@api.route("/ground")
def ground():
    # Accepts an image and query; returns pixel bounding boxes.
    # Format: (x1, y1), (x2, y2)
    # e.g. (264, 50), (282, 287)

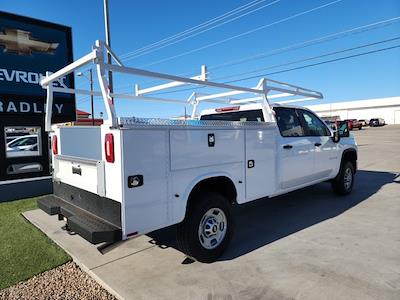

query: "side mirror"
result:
(332, 130), (340, 143)
(336, 121), (350, 137)
(331, 120), (349, 143)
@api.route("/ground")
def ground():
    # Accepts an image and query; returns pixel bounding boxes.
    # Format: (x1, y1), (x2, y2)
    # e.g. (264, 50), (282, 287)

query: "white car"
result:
(6, 134), (39, 157)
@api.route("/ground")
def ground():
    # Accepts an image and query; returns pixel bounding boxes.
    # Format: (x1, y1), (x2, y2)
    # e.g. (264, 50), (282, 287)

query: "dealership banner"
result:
(0, 97), (75, 116)
(0, 11), (76, 122)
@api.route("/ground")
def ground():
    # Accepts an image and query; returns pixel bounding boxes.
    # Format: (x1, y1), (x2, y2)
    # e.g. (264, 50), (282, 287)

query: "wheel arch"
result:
(187, 175), (238, 206)
(179, 175), (238, 223)
(341, 148), (357, 173)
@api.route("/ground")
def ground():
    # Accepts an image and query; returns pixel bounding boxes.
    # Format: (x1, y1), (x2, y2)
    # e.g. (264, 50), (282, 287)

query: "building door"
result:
(0, 115), (49, 181)
(394, 111), (400, 124)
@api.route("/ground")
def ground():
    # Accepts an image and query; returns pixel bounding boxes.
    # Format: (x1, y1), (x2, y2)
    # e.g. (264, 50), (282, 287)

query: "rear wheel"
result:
(332, 161), (355, 195)
(177, 192), (233, 263)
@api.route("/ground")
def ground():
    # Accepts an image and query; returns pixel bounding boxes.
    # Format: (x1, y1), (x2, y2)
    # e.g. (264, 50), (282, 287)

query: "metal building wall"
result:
(306, 97), (400, 124)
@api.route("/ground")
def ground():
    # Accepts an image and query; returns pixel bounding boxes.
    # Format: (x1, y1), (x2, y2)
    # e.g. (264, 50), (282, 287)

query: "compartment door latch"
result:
(128, 175), (144, 188)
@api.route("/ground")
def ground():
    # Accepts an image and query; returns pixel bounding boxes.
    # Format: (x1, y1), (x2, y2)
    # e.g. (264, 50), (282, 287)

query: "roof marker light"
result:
(215, 106), (240, 112)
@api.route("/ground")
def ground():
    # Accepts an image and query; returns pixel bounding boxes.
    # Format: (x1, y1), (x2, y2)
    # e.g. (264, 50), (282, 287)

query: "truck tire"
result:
(177, 192), (233, 263)
(332, 161), (355, 195)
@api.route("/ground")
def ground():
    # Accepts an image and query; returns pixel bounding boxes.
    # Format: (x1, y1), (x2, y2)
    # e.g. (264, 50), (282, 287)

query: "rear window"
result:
(200, 109), (264, 122)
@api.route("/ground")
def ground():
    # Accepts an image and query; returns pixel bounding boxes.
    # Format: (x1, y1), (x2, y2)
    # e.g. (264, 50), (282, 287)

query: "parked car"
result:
(5, 133), (29, 144)
(369, 118), (385, 127)
(6, 134), (39, 157)
(344, 119), (362, 130)
(358, 119), (369, 126)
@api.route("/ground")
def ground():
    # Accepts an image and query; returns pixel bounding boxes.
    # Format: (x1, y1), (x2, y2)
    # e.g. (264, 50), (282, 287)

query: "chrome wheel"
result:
(343, 167), (353, 191)
(198, 208), (227, 250)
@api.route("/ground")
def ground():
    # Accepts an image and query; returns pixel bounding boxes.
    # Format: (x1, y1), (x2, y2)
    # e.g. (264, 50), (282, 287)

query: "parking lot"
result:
(25, 125), (400, 300)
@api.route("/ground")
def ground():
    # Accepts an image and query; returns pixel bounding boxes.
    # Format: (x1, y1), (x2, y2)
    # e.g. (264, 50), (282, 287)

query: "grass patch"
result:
(0, 198), (70, 290)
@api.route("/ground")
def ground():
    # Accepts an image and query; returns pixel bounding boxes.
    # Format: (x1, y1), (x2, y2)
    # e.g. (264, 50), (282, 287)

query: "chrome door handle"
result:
(283, 144), (293, 149)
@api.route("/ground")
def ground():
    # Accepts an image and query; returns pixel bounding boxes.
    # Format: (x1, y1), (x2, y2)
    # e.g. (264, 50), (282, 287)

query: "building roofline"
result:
(306, 96), (400, 111)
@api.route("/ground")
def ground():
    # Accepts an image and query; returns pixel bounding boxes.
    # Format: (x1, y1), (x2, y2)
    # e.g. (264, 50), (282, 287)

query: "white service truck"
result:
(38, 41), (357, 262)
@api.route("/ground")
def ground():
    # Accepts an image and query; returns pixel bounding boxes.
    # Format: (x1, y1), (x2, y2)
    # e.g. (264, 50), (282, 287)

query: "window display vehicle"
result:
(37, 41), (357, 262)
(6, 134), (39, 157)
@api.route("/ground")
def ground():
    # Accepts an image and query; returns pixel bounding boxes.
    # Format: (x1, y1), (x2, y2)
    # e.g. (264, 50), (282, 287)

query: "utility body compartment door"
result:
(244, 128), (277, 201)
(121, 129), (169, 237)
(170, 129), (244, 170)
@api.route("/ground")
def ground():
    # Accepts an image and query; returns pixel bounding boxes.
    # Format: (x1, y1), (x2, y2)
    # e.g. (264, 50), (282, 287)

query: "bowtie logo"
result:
(0, 28), (59, 55)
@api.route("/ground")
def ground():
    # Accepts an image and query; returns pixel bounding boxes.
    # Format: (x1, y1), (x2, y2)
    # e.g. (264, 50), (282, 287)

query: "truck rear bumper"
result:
(38, 182), (122, 244)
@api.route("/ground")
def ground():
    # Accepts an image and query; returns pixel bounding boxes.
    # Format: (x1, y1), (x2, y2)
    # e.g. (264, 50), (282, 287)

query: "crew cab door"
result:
(296, 109), (338, 179)
(274, 107), (314, 189)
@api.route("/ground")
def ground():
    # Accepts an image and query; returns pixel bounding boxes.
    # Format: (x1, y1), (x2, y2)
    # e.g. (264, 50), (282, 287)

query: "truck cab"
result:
(200, 103), (357, 195)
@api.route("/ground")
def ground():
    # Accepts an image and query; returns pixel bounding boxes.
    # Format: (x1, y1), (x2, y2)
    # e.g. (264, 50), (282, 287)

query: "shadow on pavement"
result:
(147, 170), (396, 261)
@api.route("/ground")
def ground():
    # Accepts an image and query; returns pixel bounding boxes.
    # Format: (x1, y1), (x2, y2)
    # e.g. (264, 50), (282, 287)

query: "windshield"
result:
(200, 109), (264, 122)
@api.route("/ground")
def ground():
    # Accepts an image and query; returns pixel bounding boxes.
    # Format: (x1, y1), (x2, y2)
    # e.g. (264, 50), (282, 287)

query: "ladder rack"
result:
(40, 40), (323, 131)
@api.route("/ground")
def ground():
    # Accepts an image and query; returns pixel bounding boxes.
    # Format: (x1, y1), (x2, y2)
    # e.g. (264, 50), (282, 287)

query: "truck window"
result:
(273, 107), (304, 137)
(200, 109), (264, 122)
(297, 109), (330, 136)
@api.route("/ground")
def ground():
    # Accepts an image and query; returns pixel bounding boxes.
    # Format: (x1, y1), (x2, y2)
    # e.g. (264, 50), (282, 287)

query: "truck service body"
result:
(38, 41), (357, 262)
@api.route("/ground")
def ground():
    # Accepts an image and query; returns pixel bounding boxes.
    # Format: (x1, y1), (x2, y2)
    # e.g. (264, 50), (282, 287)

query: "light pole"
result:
(77, 69), (94, 126)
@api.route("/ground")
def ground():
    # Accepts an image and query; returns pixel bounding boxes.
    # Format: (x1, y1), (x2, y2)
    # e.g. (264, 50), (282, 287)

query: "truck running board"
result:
(38, 195), (122, 244)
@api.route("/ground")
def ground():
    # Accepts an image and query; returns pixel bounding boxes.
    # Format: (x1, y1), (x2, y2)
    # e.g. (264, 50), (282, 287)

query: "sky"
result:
(1, 0), (400, 118)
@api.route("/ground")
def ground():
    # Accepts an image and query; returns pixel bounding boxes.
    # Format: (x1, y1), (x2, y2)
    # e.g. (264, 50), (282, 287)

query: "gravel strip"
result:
(0, 262), (116, 300)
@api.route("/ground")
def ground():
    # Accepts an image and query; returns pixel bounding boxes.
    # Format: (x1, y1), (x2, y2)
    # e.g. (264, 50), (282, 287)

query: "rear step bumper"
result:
(38, 183), (122, 244)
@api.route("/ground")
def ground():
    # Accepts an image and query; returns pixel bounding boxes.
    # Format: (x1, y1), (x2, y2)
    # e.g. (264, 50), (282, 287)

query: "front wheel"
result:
(332, 161), (355, 195)
(177, 192), (233, 263)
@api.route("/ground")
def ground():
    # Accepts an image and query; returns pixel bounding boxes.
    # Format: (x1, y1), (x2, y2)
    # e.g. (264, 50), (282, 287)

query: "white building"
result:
(306, 96), (400, 124)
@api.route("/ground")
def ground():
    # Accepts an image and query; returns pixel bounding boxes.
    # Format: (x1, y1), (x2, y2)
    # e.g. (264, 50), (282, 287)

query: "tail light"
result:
(52, 135), (58, 155)
(105, 133), (115, 163)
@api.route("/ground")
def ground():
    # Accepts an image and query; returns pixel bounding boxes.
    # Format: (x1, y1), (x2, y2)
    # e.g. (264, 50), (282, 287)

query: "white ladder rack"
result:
(40, 40), (323, 131)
